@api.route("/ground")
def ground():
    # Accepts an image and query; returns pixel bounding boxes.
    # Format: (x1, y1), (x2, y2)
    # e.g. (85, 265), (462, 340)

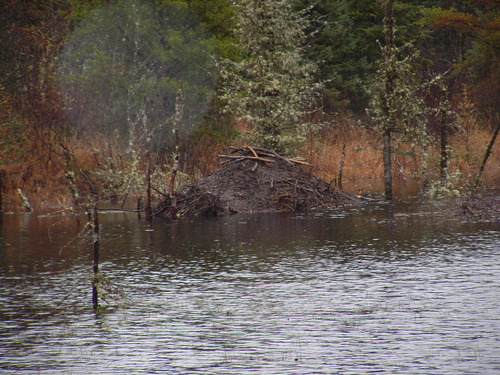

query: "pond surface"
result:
(1, 203), (499, 374)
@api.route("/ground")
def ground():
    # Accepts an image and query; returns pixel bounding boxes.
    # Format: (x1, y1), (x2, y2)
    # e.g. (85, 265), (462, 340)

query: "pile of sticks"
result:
(218, 146), (311, 168)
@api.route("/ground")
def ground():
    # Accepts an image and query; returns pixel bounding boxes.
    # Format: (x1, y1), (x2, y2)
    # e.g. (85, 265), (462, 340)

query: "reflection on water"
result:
(1, 204), (499, 374)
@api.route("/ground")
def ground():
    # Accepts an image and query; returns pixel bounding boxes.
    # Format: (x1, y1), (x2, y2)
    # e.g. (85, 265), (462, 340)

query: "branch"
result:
(218, 154), (275, 163)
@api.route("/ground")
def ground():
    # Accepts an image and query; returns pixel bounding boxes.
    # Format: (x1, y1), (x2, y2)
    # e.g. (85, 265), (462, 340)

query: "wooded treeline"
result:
(0, 0), (498, 209)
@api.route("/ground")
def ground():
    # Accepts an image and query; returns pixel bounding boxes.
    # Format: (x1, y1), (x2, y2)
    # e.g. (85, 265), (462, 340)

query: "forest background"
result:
(0, 0), (498, 212)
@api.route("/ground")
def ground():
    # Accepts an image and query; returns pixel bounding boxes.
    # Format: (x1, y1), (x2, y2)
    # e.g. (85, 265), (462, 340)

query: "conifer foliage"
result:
(220, 0), (320, 153)
(367, 0), (432, 200)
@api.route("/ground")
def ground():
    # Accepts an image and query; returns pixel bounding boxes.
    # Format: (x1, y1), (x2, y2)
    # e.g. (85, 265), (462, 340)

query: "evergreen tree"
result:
(220, 0), (320, 153)
(295, 0), (380, 112)
(367, 0), (432, 200)
(294, 0), (431, 113)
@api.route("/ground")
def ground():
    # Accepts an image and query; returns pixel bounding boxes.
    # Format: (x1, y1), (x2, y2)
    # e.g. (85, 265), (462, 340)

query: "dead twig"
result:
(248, 146), (259, 158)
(227, 146), (311, 166)
(218, 154), (275, 163)
(286, 158), (312, 166)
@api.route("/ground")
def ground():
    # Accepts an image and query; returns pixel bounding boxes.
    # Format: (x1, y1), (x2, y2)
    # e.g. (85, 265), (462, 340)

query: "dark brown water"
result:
(1, 203), (499, 374)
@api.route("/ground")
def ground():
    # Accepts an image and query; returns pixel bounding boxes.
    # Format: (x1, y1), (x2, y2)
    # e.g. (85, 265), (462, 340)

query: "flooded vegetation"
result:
(1, 203), (499, 374)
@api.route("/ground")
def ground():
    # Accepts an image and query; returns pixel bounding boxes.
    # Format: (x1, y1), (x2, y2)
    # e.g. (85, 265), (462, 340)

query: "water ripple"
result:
(1, 209), (499, 374)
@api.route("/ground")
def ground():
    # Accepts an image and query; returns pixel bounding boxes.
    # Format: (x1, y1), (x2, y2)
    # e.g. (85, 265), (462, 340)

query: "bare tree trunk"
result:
(383, 128), (393, 201)
(169, 88), (184, 216)
(382, 0), (395, 201)
(0, 166), (3, 214)
(337, 143), (346, 189)
(142, 102), (152, 222)
(92, 203), (100, 310)
(439, 111), (449, 185)
(170, 144), (179, 197)
(145, 149), (152, 221)
(475, 119), (499, 188)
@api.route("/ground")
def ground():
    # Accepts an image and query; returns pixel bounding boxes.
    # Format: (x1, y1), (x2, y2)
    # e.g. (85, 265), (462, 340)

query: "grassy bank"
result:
(303, 117), (499, 199)
(1, 114), (498, 212)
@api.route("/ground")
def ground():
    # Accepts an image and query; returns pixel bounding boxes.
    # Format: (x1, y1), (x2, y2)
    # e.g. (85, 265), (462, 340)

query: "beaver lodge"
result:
(155, 146), (359, 218)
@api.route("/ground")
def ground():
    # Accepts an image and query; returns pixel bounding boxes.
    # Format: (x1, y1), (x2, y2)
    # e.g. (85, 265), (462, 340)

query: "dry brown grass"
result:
(301, 115), (499, 198)
(183, 132), (227, 179)
(2, 127), (69, 210)
(1, 112), (498, 211)
(302, 116), (398, 196)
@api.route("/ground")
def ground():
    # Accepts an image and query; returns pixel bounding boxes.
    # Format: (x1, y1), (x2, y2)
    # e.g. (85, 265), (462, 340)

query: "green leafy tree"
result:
(220, 0), (320, 153)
